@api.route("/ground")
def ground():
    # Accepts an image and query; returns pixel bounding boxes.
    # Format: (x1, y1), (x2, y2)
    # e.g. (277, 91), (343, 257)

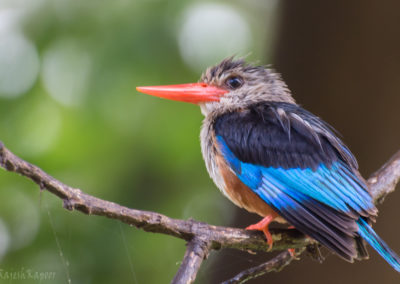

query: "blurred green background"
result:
(0, 0), (400, 283)
(0, 0), (272, 283)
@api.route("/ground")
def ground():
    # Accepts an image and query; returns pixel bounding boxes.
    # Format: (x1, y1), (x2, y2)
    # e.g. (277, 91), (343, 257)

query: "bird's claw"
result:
(246, 215), (275, 251)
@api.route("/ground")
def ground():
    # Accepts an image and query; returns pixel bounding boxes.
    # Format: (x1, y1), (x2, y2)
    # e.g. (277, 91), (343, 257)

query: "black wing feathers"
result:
(214, 102), (350, 170)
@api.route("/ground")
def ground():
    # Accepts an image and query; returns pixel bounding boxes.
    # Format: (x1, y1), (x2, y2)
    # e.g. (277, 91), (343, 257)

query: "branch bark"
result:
(222, 248), (305, 284)
(0, 141), (399, 283)
(172, 238), (211, 284)
(0, 141), (309, 253)
(367, 150), (400, 204)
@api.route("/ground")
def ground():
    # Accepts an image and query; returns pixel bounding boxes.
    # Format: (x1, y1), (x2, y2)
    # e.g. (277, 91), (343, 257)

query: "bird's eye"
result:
(226, 76), (243, 89)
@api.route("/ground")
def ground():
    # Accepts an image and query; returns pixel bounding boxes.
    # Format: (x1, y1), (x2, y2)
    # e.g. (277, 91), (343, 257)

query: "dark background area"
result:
(212, 1), (400, 283)
(0, 0), (399, 283)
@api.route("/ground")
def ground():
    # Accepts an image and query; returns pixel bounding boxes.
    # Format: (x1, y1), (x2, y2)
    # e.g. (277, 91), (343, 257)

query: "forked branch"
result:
(0, 142), (399, 283)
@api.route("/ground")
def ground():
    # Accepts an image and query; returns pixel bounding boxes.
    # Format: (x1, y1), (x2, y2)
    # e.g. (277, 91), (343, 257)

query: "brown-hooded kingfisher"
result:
(137, 58), (400, 271)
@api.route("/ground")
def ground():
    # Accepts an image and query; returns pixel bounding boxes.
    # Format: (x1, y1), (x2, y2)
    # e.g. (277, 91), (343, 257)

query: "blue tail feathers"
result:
(357, 218), (400, 272)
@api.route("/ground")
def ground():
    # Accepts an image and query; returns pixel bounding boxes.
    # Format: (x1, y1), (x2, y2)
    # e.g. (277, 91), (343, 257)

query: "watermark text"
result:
(0, 267), (56, 281)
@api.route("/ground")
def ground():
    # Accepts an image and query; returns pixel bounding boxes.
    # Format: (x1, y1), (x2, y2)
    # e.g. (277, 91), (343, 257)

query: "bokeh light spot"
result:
(0, 219), (10, 261)
(42, 38), (92, 107)
(7, 190), (40, 251)
(178, 3), (252, 72)
(0, 32), (40, 98)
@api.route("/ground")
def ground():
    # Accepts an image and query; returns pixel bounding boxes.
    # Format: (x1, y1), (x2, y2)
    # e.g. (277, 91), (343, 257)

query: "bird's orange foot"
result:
(288, 248), (296, 257)
(246, 215), (275, 250)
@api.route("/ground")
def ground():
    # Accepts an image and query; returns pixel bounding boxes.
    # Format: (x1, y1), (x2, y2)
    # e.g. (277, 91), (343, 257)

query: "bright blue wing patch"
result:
(216, 135), (378, 260)
(216, 135), (375, 215)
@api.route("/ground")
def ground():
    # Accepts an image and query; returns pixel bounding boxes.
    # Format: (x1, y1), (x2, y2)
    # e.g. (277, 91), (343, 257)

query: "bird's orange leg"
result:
(286, 226), (298, 256)
(246, 214), (276, 250)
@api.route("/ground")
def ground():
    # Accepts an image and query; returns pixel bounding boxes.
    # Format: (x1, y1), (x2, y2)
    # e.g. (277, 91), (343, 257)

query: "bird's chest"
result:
(200, 119), (226, 193)
(200, 120), (279, 218)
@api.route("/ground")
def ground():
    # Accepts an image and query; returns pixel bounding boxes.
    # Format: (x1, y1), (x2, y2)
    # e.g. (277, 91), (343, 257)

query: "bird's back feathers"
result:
(214, 102), (358, 170)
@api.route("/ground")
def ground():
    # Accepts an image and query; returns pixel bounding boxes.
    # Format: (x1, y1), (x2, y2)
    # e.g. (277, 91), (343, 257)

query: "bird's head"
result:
(137, 57), (295, 116)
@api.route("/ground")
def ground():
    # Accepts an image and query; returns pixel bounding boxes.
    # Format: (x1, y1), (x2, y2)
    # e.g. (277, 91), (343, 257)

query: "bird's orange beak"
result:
(136, 83), (228, 104)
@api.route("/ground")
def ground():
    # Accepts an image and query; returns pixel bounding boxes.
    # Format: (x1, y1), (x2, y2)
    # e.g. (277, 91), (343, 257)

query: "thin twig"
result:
(222, 248), (305, 284)
(172, 238), (211, 284)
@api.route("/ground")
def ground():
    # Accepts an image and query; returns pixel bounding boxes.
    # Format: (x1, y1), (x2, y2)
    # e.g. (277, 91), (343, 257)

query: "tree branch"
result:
(368, 150), (400, 203)
(222, 248), (305, 284)
(0, 141), (399, 283)
(172, 238), (211, 284)
(0, 141), (309, 253)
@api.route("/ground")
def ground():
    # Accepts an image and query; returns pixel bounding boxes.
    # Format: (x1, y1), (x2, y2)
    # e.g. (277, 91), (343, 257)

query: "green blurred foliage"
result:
(0, 0), (274, 282)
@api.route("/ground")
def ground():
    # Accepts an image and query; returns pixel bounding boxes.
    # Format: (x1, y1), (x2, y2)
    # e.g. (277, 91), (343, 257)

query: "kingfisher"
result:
(137, 57), (400, 271)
